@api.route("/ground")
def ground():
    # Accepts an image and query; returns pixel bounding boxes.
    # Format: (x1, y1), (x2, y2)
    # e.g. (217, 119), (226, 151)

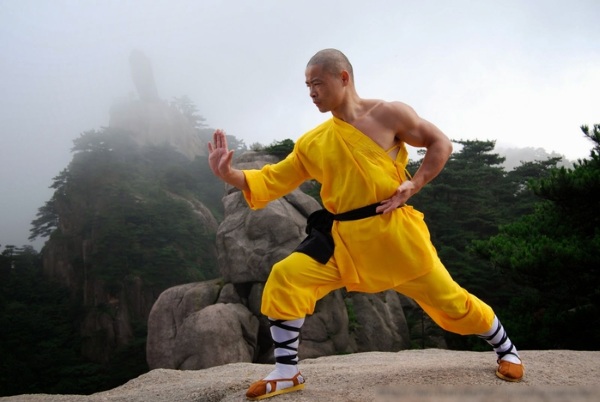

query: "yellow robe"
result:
(242, 117), (440, 293)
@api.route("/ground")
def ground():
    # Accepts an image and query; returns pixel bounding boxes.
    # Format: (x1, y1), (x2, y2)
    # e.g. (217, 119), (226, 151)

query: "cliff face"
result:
(38, 50), (221, 363)
(41, 156), (219, 362)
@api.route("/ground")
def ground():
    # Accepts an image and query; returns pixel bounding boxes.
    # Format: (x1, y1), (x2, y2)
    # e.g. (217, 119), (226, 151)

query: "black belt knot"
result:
(294, 202), (384, 264)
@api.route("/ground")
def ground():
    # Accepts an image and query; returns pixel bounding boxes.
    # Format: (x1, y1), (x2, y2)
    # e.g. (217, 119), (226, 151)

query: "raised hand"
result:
(207, 129), (249, 190)
(208, 129), (235, 180)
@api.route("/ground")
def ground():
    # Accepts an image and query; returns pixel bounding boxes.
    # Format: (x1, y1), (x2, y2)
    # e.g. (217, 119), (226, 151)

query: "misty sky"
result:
(1, 0), (599, 250)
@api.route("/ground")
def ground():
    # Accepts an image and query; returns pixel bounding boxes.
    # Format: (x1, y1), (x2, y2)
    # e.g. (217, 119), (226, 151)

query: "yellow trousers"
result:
(261, 252), (495, 335)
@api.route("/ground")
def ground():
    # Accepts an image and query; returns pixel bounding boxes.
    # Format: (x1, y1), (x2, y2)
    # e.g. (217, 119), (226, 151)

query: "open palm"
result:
(208, 129), (235, 179)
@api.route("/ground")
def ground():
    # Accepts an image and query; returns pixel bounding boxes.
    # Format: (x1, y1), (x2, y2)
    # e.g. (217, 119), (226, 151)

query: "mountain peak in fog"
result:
(108, 51), (207, 160)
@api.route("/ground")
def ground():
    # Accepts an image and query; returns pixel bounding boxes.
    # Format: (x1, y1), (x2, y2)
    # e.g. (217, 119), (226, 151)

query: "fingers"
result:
(378, 202), (401, 214)
(376, 193), (405, 214)
(379, 204), (397, 214)
(376, 198), (395, 214)
(225, 150), (235, 174)
(212, 129), (228, 150)
(221, 130), (228, 149)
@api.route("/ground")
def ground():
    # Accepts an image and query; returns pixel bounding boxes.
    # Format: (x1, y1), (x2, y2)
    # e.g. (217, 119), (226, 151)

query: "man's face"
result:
(305, 64), (344, 113)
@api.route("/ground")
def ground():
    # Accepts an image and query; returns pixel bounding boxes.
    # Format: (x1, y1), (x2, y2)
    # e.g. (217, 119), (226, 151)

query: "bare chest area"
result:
(351, 118), (400, 160)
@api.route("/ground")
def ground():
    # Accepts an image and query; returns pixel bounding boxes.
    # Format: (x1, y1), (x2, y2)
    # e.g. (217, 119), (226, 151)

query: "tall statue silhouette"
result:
(129, 49), (160, 102)
(109, 50), (206, 160)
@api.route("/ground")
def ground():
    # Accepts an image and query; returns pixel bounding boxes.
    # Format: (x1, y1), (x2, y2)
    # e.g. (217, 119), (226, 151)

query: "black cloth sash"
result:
(294, 202), (383, 264)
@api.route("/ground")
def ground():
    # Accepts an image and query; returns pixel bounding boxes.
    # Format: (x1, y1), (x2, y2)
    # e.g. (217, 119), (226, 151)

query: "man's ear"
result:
(340, 70), (350, 85)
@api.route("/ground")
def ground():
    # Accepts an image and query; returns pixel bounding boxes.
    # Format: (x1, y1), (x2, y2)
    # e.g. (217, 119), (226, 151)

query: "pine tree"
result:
(473, 124), (600, 349)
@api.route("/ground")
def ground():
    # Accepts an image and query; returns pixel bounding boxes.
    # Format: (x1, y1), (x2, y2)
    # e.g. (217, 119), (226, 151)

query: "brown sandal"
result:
(496, 355), (525, 382)
(246, 372), (305, 400)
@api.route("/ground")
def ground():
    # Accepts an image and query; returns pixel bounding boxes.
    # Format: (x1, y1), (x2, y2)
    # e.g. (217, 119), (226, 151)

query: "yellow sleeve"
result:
(241, 151), (310, 210)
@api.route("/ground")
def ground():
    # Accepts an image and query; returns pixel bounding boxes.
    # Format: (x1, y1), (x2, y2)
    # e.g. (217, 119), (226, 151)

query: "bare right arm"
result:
(207, 129), (249, 191)
(376, 102), (452, 214)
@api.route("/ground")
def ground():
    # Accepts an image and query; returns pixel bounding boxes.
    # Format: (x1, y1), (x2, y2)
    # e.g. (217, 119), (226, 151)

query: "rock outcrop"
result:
(146, 154), (416, 370)
(147, 280), (260, 370)
(109, 99), (206, 160)
(42, 187), (219, 363)
(217, 188), (320, 283)
(109, 50), (206, 160)
(4, 350), (600, 402)
(40, 50), (222, 363)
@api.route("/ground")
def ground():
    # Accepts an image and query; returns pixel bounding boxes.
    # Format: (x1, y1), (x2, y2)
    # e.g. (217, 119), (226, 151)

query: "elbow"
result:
(445, 139), (453, 157)
(433, 135), (452, 158)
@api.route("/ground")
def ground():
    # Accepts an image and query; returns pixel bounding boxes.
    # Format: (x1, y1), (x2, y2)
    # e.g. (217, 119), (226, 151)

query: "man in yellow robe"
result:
(208, 48), (524, 400)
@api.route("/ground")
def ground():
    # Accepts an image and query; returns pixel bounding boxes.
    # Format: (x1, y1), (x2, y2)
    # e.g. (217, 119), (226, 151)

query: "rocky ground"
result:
(2, 349), (599, 402)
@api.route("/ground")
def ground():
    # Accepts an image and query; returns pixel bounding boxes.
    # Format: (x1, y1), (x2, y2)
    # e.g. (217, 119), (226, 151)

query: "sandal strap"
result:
(246, 372), (305, 400)
(497, 346), (521, 363)
(258, 373), (305, 393)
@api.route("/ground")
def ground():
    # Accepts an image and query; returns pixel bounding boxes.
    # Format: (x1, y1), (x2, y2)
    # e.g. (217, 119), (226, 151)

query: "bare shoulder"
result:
(372, 100), (449, 149)
(370, 100), (420, 132)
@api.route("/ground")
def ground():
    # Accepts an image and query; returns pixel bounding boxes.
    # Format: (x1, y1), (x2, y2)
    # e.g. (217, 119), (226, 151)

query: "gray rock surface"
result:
(300, 290), (352, 359)
(216, 189), (320, 284)
(3, 350), (598, 402)
(146, 280), (222, 369)
(173, 303), (259, 370)
(348, 290), (411, 352)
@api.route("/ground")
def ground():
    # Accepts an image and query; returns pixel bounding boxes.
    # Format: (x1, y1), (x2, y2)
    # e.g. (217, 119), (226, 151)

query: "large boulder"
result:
(166, 191), (219, 233)
(147, 152), (419, 371)
(216, 154), (322, 284)
(147, 280), (222, 368)
(400, 295), (448, 349)
(147, 279), (413, 370)
(347, 291), (411, 352)
(147, 280), (259, 370)
(300, 290), (353, 359)
(174, 303), (259, 370)
(217, 189), (321, 284)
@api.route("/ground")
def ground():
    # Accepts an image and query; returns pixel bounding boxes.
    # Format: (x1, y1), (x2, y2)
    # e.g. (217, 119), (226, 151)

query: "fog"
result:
(1, 0), (599, 250)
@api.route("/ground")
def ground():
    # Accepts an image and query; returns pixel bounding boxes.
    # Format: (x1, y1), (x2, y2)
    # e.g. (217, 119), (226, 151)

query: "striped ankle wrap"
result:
(269, 319), (301, 365)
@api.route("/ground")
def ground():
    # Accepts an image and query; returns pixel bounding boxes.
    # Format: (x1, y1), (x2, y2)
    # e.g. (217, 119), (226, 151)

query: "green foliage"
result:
(344, 297), (360, 333)
(0, 246), (88, 396)
(0, 245), (151, 396)
(169, 96), (207, 129)
(408, 139), (562, 349)
(473, 124), (600, 349)
(90, 189), (216, 288)
(98, 321), (149, 391)
(408, 140), (556, 300)
(29, 199), (59, 241)
(263, 138), (295, 159)
(32, 127), (221, 287)
(21, 122), (225, 395)
(504, 157), (563, 217)
(530, 124), (600, 235)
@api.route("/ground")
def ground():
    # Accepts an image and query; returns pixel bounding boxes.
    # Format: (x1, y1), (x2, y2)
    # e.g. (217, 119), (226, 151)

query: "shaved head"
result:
(307, 48), (354, 81)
